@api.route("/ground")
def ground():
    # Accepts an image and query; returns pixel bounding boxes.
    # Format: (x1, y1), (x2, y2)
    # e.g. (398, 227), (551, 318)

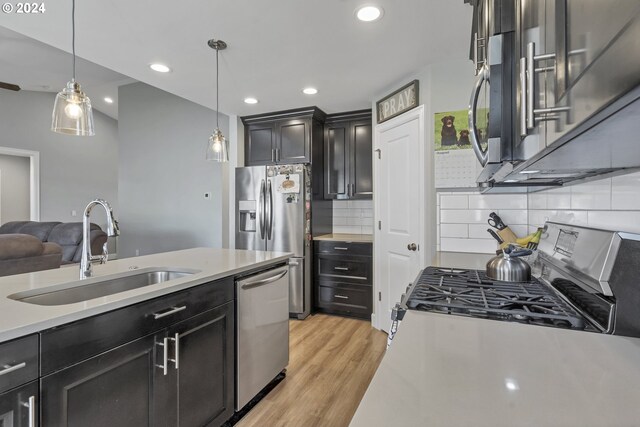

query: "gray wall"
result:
(0, 90), (119, 226)
(0, 154), (30, 222)
(117, 82), (226, 257)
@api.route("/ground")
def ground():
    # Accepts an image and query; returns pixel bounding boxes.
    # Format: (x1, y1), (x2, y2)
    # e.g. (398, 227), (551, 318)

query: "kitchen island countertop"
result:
(0, 248), (291, 342)
(351, 263), (640, 426)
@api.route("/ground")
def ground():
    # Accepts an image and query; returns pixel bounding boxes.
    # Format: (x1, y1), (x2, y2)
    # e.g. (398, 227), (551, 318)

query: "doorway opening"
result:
(0, 147), (40, 222)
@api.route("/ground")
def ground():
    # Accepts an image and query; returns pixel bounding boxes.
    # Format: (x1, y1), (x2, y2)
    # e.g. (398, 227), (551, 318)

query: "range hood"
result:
(481, 84), (640, 193)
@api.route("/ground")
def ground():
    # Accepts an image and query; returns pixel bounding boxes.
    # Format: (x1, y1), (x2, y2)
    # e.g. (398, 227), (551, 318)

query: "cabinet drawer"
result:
(317, 285), (372, 317)
(0, 334), (38, 394)
(316, 255), (371, 282)
(316, 241), (372, 256)
(40, 278), (233, 375)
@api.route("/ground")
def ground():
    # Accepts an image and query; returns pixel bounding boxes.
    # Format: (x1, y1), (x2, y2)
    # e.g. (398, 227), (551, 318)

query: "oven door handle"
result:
(468, 66), (489, 166)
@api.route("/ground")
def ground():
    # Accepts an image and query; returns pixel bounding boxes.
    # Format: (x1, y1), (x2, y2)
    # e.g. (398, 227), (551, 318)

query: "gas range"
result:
(404, 267), (597, 332)
(394, 222), (640, 339)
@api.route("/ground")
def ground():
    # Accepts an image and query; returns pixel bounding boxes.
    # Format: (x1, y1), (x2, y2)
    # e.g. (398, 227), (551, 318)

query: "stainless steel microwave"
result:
(466, 0), (640, 193)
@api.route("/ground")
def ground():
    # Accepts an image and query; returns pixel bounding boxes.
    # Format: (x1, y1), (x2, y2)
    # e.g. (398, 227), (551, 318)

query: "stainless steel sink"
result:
(8, 268), (199, 306)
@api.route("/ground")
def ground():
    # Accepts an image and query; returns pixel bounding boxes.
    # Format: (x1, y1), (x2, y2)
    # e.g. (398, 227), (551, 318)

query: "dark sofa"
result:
(0, 221), (108, 265)
(0, 234), (63, 277)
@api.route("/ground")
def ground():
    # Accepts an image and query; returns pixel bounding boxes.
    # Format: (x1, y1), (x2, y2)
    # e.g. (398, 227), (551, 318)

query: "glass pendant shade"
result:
(206, 128), (229, 162)
(52, 80), (95, 136)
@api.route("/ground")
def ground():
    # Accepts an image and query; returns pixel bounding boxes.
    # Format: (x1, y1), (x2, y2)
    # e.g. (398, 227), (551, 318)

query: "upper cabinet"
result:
(324, 110), (372, 200)
(242, 107), (326, 166)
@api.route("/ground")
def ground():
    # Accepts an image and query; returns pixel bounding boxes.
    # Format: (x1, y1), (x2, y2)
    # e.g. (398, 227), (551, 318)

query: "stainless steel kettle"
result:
(486, 245), (533, 282)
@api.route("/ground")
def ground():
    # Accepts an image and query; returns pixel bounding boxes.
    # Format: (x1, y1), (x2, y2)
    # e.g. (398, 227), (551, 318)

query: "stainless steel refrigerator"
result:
(235, 164), (311, 319)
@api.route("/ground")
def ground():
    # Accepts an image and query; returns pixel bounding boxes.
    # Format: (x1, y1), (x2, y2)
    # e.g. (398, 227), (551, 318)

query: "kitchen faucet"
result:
(80, 199), (120, 279)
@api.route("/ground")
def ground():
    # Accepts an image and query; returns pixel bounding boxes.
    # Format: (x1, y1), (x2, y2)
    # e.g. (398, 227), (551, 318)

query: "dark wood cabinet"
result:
(170, 302), (234, 427)
(39, 278), (235, 427)
(41, 334), (163, 427)
(314, 240), (373, 319)
(242, 107), (326, 166)
(324, 110), (372, 200)
(0, 381), (38, 427)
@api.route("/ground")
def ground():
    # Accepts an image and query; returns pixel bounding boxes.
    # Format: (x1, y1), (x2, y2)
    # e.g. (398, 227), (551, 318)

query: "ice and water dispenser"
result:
(238, 200), (257, 232)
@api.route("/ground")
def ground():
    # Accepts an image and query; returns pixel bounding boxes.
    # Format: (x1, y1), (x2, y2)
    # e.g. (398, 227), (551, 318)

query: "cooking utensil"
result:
(487, 212), (507, 230)
(487, 228), (504, 244)
(486, 244), (533, 282)
(527, 228), (543, 250)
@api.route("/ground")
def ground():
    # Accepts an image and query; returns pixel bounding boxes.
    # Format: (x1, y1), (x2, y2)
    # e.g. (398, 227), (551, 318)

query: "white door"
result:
(374, 106), (426, 332)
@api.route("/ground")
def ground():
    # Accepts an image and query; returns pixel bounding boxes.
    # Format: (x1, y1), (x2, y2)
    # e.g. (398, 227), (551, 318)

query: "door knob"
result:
(407, 243), (417, 251)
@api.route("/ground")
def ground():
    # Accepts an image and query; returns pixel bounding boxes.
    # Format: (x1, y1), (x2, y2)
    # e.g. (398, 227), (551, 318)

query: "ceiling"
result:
(0, 27), (134, 119)
(0, 0), (472, 117)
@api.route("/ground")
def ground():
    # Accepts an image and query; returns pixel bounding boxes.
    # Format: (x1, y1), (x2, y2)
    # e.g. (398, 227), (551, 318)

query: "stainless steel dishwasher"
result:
(236, 264), (290, 410)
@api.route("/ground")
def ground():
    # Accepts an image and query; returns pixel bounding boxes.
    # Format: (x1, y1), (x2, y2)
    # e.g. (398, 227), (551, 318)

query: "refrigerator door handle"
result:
(258, 179), (266, 239)
(267, 179), (274, 240)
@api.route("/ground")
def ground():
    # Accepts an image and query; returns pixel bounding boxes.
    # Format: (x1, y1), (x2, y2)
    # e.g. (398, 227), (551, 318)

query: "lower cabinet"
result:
(314, 241), (373, 319)
(39, 277), (236, 427)
(0, 381), (38, 427)
(41, 334), (162, 427)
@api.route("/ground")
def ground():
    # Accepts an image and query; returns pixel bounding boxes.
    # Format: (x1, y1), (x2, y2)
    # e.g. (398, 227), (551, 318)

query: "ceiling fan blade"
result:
(0, 82), (21, 91)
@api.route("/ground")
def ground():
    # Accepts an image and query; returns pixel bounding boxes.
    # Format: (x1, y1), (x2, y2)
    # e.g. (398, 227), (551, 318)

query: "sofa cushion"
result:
(0, 221), (31, 235)
(0, 241), (62, 277)
(18, 221), (61, 242)
(0, 234), (44, 259)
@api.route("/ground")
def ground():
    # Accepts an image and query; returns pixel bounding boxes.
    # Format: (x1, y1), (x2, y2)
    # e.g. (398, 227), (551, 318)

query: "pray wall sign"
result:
(376, 80), (419, 123)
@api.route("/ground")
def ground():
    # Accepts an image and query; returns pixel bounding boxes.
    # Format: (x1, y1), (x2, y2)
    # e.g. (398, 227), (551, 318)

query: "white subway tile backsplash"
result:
(348, 200), (374, 209)
(440, 195), (469, 209)
(612, 172), (640, 210)
(570, 179), (612, 210)
(468, 224), (491, 239)
(441, 238), (497, 254)
(440, 209), (492, 224)
(332, 200), (373, 235)
(441, 224), (468, 238)
(333, 225), (363, 234)
(496, 209), (528, 226)
(468, 194), (527, 210)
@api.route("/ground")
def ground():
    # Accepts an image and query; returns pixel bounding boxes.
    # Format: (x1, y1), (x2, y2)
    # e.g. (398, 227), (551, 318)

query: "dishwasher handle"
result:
(241, 269), (288, 290)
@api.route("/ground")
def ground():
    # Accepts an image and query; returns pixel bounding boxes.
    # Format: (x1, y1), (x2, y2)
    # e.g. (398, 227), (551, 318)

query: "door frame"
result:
(0, 146), (40, 221)
(372, 105), (427, 331)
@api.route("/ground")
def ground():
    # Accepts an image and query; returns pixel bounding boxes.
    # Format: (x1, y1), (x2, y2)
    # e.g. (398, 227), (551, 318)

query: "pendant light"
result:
(205, 39), (229, 162)
(51, 0), (95, 136)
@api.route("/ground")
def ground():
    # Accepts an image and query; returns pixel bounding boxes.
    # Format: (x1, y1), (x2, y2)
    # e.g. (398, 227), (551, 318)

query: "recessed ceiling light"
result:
(244, 97), (258, 104)
(149, 63), (171, 73)
(356, 5), (383, 22)
(520, 170), (540, 174)
(104, 97), (114, 104)
(302, 87), (318, 95)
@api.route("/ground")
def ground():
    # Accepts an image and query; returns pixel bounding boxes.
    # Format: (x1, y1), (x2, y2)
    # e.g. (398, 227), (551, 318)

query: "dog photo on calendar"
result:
(434, 109), (488, 152)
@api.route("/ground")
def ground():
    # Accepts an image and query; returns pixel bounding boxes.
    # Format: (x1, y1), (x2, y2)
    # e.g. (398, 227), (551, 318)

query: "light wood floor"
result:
(235, 314), (387, 427)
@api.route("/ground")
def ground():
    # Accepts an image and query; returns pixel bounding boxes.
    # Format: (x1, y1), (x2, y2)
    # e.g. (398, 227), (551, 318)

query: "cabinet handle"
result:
(333, 247), (349, 251)
(276, 148), (280, 162)
(0, 362), (26, 376)
(334, 294), (349, 299)
(334, 267), (349, 271)
(21, 395), (35, 427)
(156, 337), (169, 376)
(168, 333), (179, 370)
(153, 305), (187, 320)
(525, 42), (569, 130)
(271, 149), (275, 163)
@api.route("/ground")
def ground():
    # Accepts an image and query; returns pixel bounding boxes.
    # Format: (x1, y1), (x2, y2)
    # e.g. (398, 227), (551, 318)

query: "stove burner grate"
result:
(406, 267), (591, 330)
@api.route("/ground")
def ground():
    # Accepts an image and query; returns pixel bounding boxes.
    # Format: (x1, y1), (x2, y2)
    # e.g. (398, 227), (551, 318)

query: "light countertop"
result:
(351, 255), (640, 426)
(314, 233), (373, 243)
(0, 248), (291, 343)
